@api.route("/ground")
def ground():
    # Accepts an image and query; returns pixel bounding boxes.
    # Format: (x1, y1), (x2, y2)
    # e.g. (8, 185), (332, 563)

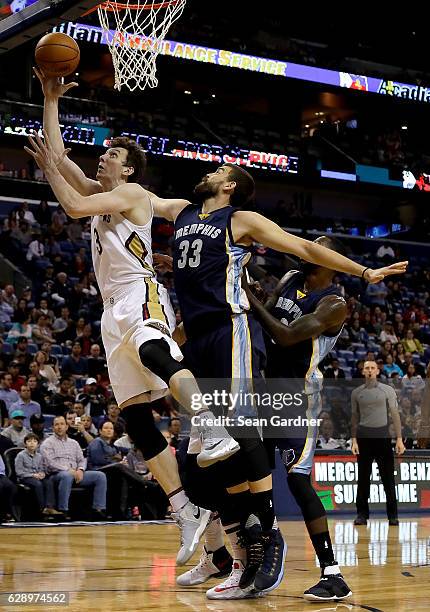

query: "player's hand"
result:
(351, 440), (359, 455)
(24, 129), (59, 173)
(153, 253), (173, 273)
(395, 438), (406, 455)
(364, 261), (408, 283)
(33, 66), (78, 100)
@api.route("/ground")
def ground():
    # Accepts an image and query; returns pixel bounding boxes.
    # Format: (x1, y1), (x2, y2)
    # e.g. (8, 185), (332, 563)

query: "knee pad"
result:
(287, 472), (325, 522)
(121, 403), (168, 461)
(139, 338), (185, 384)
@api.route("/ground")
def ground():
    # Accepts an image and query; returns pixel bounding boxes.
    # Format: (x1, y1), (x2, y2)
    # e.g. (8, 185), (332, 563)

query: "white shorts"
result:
(101, 280), (183, 406)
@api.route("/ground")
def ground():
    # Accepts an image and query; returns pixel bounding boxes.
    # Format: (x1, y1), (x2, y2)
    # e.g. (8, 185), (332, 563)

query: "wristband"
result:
(361, 267), (370, 280)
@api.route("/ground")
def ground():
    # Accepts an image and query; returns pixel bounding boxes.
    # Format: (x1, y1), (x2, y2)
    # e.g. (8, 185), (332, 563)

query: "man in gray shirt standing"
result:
(351, 361), (405, 526)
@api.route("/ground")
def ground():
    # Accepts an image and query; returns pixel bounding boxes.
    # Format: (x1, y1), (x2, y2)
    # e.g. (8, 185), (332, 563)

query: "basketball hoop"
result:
(95, 0), (187, 92)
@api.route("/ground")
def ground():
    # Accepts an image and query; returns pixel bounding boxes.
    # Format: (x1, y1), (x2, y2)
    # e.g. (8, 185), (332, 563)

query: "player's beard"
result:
(193, 179), (217, 200)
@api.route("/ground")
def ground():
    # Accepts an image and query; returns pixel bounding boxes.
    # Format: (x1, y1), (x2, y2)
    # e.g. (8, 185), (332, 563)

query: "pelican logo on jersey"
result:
(175, 223), (221, 240)
(275, 296), (303, 321)
(198, 213), (211, 220)
(297, 290), (306, 299)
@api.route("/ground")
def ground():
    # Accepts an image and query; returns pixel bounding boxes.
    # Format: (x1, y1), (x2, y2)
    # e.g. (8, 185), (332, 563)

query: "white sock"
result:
(323, 563), (341, 576)
(205, 516), (225, 552)
(169, 489), (189, 512)
(224, 522), (247, 563)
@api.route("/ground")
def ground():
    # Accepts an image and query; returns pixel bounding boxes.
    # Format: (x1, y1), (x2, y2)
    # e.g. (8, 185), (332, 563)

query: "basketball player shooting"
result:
(25, 70), (241, 566)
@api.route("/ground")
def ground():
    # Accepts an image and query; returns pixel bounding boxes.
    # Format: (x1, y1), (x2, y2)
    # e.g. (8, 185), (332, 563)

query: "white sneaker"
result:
(177, 546), (231, 586)
(206, 561), (264, 600)
(173, 502), (212, 566)
(195, 416), (240, 467)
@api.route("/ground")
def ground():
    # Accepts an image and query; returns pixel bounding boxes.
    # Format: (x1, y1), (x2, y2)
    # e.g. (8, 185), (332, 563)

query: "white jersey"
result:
(91, 208), (156, 302)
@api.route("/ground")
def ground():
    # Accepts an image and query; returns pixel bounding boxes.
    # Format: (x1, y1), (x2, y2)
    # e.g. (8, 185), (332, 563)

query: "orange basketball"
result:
(35, 33), (80, 77)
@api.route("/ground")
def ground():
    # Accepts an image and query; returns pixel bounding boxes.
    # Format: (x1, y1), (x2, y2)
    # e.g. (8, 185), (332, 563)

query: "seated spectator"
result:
(102, 402), (126, 439)
(52, 306), (75, 344)
(378, 340), (394, 362)
(167, 417), (182, 449)
(0, 293), (14, 327)
(380, 322), (398, 344)
(76, 324), (95, 357)
(29, 413), (49, 443)
(395, 343), (407, 373)
(403, 351), (425, 377)
(365, 281), (388, 307)
(73, 401), (86, 418)
(76, 378), (107, 419)
(49, 377), (74, 416)
(87, 344), (108, 380)
(6, 309), (33, 344)
(9, 384), (41, 428)
(35, 200), (52, 227)
(402, 330), (424, 356)
(14, 433), (62, 518)
(35, 351), (58, 391)
(1, 410), (30, 447)
(61, 342), (88, 380)
(317, 419), (343, 449)
(32, 314), (55, 346)
(13, 337), (33, 373)
(0, 453), (18, 522)
(41, 416), (107, 520)
(26, 232), (45, 263)
(2, 284), (17, 310)
(402, 364), (425, 394)
(27, 374), (48, 413)
(7, 361), (26, 392)
(383, 354), (404, 379)
(51, 272), (72, 307)
(64, 409), (95, 450)
(87, 422), (123, 470)
(35, 299), (55, 323)
(323, 358), (345, 379)
(0, 372), (19, 412)
(348, 320), (367, 344)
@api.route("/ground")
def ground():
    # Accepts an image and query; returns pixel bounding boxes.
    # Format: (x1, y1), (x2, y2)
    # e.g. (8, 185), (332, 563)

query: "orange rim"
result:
(82, 0), (181, 14)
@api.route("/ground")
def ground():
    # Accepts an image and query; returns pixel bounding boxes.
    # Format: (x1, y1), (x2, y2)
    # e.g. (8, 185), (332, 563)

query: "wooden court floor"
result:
(0, 516), (429, 612)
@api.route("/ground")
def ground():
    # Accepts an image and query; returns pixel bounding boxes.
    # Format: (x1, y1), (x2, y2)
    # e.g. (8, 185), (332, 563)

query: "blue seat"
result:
(59, 241), (74, 252)
(338, 350), (354, 361)
(3, 322), (13, 331)
(355, 350), (367, 360)
(343, 367), (352, 379)
(27, 343), (38, 354)
(50, 344), (63, 355)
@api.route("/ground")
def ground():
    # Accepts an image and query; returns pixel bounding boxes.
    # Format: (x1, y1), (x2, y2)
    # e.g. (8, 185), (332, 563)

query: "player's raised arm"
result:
(147, 191), (190, 222)
(25, 130), (141, 218)
(232, 211), (408, 283)
(34, 67), (102, 197)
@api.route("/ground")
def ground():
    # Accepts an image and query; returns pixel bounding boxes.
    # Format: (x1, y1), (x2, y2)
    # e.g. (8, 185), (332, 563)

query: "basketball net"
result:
(96, 0), (187, 92)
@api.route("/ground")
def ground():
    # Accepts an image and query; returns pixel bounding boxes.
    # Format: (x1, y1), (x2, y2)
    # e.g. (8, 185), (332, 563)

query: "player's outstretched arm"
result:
(25, 130), (140, 218)
(34, 67), (102, 197)
(147, 191), (190, 222)
(245, 275), (346, 347)
(232, 211), (408, 283)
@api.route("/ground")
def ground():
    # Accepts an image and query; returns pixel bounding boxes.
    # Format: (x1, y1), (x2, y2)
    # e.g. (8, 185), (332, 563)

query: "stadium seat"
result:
(50, 345), (63, 356)
(27, 343), (38, 354)
(338, 350), (354, 361)
(2, 343), (13, 354)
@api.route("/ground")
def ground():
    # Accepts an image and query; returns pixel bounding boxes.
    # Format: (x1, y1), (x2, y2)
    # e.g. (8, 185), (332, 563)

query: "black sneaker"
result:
(389, 518), (399, 526)
(254, 528), (286, 593)
(304, 573), (352, 601)
(353, 515), (367, 525)
(237, 515), (264, 589)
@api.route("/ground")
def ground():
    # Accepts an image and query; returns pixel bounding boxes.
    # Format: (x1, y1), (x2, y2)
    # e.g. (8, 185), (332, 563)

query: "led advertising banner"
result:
(1, 117), (299, 173)
(52, 22), (430, 105)
(313, 454), (430, 512)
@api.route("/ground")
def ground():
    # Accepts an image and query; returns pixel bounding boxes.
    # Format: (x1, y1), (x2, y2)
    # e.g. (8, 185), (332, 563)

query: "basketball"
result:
(35, 33), (80, 77)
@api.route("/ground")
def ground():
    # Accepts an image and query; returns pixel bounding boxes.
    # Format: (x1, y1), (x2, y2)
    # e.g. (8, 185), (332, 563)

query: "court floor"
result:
(0, 516), (429, 611)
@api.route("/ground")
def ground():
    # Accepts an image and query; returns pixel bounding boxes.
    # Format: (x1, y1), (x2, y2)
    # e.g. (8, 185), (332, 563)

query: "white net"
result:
(97, 0), (187, 92)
